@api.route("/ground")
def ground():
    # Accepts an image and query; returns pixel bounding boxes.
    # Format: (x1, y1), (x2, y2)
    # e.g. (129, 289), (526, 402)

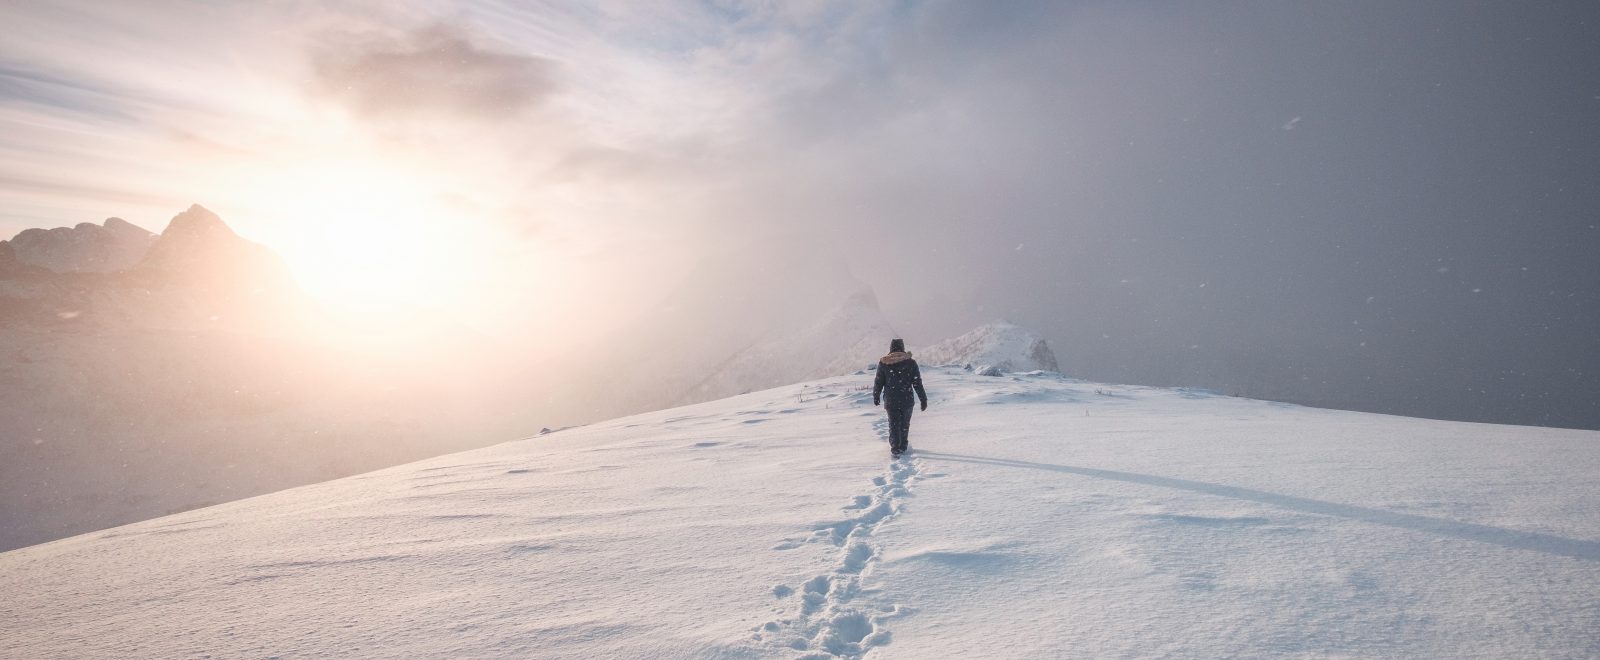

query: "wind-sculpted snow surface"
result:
(3, 369), (1599, 657)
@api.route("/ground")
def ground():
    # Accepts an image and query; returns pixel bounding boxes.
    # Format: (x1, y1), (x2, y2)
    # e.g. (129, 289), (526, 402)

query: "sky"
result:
(1, 0), (1597, 429)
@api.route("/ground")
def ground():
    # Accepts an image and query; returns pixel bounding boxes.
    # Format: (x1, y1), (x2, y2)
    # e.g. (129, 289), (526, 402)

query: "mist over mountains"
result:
(0, 4), (1594, 656)
(1, 205), (1063, 551)
(0, 206), (524, 550)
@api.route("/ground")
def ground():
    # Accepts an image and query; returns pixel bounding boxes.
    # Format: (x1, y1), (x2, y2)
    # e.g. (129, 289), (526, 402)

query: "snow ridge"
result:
(917, 321), (1059, 375)
(754, 416), (919, 657)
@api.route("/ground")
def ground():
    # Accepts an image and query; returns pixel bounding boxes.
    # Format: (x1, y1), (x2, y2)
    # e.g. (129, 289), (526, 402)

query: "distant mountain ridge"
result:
(1, 206), (1064, 552)
(138, 205), (291, 286)
(1, 204), (299, 330)
(4, 216), (156, 273)
(0, 204), (516, 552)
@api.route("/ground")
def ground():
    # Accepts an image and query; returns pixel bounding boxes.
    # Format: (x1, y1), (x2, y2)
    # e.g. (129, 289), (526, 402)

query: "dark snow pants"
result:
(885, 400), (914, 453)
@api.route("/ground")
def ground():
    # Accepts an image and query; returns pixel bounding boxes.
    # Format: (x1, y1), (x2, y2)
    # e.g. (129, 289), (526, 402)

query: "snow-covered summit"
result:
(916, 320), (1060, 375)
(3, 369), (1596, 658)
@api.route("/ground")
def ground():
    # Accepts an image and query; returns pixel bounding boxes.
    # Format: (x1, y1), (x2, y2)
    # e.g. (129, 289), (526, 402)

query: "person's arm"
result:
(873, 363), (885, 405)
(912, 360), (928, 410)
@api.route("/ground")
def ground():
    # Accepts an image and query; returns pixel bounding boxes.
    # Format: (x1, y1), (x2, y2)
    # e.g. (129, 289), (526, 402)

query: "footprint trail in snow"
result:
(753, 417), (920, 657)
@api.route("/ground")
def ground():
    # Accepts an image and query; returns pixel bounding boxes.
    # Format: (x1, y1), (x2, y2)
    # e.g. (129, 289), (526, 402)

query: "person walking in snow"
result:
(873, 338), (928, 458)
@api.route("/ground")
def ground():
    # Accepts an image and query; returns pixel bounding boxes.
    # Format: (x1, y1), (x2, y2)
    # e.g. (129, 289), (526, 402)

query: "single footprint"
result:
(801, 575), (831, 614)
(840, 542), (874, 574)
(832, 611), (873, 644)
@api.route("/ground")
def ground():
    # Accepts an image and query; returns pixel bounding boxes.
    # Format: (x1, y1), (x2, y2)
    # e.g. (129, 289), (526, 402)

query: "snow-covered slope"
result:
(916, 321), (1060, 374)
(3, 370), (1598, 657)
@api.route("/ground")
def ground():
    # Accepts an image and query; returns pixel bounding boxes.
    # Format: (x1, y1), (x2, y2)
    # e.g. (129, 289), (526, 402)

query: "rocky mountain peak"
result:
(136, 204), (296, 300)
(1, 205), (302, 333)
(143, 205), (248, 267)
(158, 204), (236, 242)
(5, 216), (157, 273)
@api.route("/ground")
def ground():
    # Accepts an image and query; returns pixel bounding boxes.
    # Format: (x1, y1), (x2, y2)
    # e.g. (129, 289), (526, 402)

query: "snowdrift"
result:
(2, 369), (1598, 658)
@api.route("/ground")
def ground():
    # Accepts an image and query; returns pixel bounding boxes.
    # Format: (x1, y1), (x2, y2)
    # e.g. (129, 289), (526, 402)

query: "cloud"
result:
(0, 65), (137, 120)
(1, 0), (1595, 429)
(0, 173), (180, 209)
(310, 23), (557, 121)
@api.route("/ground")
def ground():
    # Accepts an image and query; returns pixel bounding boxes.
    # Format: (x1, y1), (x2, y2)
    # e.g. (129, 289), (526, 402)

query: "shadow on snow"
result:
(915, 451), (1600, 562)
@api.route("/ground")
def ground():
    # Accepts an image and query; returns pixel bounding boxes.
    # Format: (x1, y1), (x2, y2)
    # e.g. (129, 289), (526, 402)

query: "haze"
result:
(3, 0), (1597, 431)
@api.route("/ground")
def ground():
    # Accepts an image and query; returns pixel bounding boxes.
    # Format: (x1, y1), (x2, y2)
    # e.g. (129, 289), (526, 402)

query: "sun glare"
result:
(244, 159), (472, 308)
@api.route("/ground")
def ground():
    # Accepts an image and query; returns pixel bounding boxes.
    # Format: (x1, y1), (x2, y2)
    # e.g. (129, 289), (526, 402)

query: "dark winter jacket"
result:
(873, 351), (927, 407)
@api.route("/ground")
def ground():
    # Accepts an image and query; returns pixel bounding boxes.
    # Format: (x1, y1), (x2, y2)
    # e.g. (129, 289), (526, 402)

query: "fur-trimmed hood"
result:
(879, 351), (914, 365)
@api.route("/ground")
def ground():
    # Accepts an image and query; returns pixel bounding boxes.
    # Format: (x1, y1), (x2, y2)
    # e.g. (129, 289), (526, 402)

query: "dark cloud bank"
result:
(716, 1), (1600, 429)
(311, 23), (555, 121)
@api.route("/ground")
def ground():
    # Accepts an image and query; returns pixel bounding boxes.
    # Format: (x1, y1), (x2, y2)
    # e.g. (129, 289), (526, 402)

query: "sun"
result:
(241, 158), (472, 308)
